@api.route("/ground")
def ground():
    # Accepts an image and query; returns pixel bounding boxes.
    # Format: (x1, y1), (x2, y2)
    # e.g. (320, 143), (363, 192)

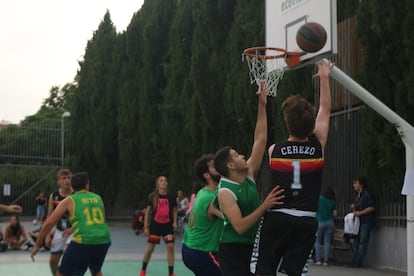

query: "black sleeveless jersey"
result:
(269, 135), (324, 212)
(51, 191), (72, 231)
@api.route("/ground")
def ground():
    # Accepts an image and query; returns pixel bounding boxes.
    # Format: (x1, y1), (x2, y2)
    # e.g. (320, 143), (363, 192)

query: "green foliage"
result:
(8, 0), (411, 210)
(356, 0), (412, 202)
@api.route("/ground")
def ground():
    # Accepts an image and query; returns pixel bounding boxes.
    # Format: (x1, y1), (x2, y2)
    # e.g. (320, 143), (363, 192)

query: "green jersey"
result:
(68, 190), (111, 244)
(218, 177), (260, 245)
(183, 188), (223, 252)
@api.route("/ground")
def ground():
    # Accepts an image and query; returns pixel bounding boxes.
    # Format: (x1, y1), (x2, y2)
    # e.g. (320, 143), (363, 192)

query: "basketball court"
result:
(0, 220), (404, 276)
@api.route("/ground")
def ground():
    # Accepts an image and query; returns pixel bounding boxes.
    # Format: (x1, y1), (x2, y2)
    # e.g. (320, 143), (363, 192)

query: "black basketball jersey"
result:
(269, 135), (324, 212)
(51, 190), (72, 231)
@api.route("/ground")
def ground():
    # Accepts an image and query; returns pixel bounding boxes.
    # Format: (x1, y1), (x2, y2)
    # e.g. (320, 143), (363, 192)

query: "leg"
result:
(323, 222), (335, 264)
(352, 223), (373, 266)
(166, 242), (175, 267)
(314, 224), (324, 263)
(143, 242), (155, 263)
(50, 253), (62, 276)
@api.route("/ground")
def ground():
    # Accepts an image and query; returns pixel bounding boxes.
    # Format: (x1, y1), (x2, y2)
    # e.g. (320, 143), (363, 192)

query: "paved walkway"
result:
(0, 220), (406, 275)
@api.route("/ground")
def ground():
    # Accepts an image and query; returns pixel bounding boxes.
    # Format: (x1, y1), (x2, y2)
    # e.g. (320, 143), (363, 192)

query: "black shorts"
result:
(219, 243), (254, 276)
(148, 221), (175, 244)
(59, 242), (111, 276)
(252, 212), (317, 276)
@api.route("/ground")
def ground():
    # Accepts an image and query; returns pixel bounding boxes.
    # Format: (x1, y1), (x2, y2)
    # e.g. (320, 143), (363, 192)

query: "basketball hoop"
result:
(242, 47), (300, 97)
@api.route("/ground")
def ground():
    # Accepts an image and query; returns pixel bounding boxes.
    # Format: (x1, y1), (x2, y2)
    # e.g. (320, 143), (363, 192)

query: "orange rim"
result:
(243, 46), (287, 60)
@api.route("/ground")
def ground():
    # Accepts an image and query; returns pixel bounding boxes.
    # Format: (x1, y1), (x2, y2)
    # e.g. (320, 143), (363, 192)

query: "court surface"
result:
(0, 220), (405, 276)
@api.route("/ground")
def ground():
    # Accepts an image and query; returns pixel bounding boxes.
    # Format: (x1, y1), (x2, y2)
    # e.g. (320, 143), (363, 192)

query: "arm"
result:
(143, 205), (151, 236)
(47, 193), (54, 216)
(247, 81), (268, 179)
(313, 61), (332, 149)
(354, 206), (375, 217)
(4, 226), (12, 242)
(207, 200), (224, 221)
(268, 144), (275, 163)
(0, 204), (23, 214)
(218, 186), (284, 235)
(172, 206), (178, 231)
(31, 197), (72, 260)
(19, 226), (27, 243)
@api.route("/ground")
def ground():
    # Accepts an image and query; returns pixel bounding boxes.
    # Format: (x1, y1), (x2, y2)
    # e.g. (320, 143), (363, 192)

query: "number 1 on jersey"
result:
(291, 160), (302, 189)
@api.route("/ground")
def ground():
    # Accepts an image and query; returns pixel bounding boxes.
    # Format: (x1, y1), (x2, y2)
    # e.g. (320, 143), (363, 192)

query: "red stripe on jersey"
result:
(270, 158), (324, 173)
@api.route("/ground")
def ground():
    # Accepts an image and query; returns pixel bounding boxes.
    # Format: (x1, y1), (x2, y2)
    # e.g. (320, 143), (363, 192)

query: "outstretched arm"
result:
(218, 186), (284, 235)
(31, 198), (72, 260)
(313, 60), (332, 149)
(247, 81), (268, 179)
(0, 204), (22, 214)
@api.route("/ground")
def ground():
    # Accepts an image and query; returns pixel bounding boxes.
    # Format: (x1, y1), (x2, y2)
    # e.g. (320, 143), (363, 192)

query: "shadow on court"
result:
(0, 220), (405, 276)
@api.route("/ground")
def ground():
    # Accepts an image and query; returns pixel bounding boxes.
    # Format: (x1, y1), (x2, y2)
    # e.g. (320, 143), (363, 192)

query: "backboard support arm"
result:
(326, 59), (414, 275)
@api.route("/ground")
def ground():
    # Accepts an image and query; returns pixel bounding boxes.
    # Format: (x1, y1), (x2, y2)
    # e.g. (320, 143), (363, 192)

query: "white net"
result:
(243, 48), (286, 97)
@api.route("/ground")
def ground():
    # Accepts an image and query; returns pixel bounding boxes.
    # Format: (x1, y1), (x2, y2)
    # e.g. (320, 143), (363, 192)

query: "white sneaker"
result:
(323, 262), (328, 266)
(315, 261), (322, 265)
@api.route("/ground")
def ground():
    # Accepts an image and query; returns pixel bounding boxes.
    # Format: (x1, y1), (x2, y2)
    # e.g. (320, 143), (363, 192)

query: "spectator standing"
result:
(34, 192), (47, 225)
(351, 176), (375, 267)
(314, 186), (337, 265)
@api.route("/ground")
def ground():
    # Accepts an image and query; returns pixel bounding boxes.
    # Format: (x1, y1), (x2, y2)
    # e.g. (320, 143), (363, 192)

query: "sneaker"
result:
(26, 242), (34, 250)
(169, 274), (176, 276)
(315, 261), (322, 265)
(140, 270), (146, 276)
(323, 262), (328, 266)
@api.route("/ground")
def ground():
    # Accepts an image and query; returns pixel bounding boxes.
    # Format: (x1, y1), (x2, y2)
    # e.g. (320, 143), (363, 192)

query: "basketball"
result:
(296, 22), (327, 53)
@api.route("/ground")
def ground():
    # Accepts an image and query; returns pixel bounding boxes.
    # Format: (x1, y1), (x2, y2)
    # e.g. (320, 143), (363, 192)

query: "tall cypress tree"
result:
(69, 12), (120, 205)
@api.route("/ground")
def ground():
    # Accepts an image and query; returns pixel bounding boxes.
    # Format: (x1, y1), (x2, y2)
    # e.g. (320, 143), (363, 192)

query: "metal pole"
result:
(327, 59), (414, 275)
(61, 116), (64, 166)
(61, 112), (70, 167)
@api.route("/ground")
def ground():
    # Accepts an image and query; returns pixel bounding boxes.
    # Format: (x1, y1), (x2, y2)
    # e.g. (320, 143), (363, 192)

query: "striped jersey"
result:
(51, 190), (72, 231)
(269, 135), (324, 212)
(68, 190), (111, 244)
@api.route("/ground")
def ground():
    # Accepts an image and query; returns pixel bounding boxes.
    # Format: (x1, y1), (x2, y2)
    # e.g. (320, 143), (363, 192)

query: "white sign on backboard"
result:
(266, 0), (337, 68)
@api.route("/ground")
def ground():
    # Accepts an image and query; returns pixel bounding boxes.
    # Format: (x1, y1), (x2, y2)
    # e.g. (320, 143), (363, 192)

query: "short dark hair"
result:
(354, 176), (368, 189)
(71, 172), (89, 191)
(214, 146), (232, 177)
(282, 95), (316, 138)
(194, 154), (214, 185)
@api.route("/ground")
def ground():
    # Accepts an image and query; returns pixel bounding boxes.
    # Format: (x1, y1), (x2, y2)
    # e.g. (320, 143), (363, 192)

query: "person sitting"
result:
(132, 208), (146, 235)
(5, 214), (27, 250)
(0, 226), (8, 252)
(27, 216), (50, 250)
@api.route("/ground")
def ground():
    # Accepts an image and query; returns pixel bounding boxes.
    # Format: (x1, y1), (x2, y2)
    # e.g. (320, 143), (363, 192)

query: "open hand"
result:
(262, 186), (285, 210)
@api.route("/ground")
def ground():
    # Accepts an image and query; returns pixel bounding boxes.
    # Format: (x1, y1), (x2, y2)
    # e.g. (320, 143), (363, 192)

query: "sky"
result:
(0, 0), (144, 123)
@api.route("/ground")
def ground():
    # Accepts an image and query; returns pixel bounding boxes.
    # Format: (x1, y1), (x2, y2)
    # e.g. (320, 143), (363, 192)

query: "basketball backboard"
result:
(266, 0), (337, 69)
